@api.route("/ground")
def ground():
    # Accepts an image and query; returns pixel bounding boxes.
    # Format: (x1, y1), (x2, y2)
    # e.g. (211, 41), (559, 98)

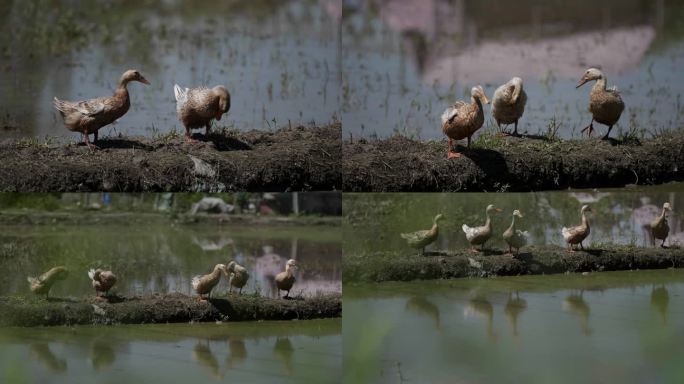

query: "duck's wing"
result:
(401, 229), (430, 242)
(441, 101), (467, 125)
(191, 275), (202, 290)
(561, 225), (583, 241)
(462, 224), (479, 241)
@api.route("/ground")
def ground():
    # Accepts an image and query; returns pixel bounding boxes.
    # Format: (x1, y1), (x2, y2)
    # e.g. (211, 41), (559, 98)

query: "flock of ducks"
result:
(53, 69), (231, 149)
(26, 259), (299, 301)
(441, 68), (625, 158)
(401, 202), (672, 255)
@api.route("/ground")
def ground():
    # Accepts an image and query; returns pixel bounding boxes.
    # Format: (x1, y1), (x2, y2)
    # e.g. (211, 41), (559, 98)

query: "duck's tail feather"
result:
(174, 84), (187, 102)
(87, 269), (96, 280)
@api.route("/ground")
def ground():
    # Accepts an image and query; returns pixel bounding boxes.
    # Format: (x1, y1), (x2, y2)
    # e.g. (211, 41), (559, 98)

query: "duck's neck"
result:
(484, 211), (492, 230)
(117, 77), (131, 92)
(472, 96), (483, 110)
(211, 266), (222, 279)
(508, 215), (517, 232)
(285, 265), (293, 277)
(594, 76), (607, 92)
(430, 221), (439, 236)
(659, 207), (668, 222)
(581, 211), (590, 229)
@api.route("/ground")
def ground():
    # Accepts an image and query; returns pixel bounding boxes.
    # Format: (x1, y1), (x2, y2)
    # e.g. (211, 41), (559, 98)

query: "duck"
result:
(649, 202), (672, 248)
(502, 210), (528, 256)
(562, 205), (592, 252)
(88, 269), (117, 299)
(400, 213), (444, 255)
(225, 261), (250, 294)
(441, 85), (489, 159)
(576, 68), (625, 139)
(174, 84), (231, 142)
(492, 77), (527, 136)
(53, 69), (150, 149)
(191, 264), (227, 300)
(275, 259), (298, 298)
(463, 204), (502, 252)
(27, 266), (69, 299)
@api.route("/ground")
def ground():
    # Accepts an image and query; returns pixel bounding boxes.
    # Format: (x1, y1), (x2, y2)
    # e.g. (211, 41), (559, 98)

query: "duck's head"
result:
(213, 86), (231, 120)
(576, 68), (603, 88)
(663, 202), (672, 211)
(120, 69), (150, 86)
(581, 205), (592, 214)
(433, 213), (445, 223)
(225, 261), (236, 275)
(486, 204), (502, 214)
(471, 85), (489, 104)
(512, 210), (523, 219)
(286, 259), (298, 271)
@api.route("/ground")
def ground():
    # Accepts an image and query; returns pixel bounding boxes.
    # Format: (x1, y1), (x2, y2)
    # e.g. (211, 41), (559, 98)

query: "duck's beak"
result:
(495, 208), (502, 213)
(483, 95), (490, 104)
(215, 111), (223, 121)
(576, 76), (589, 89)
(139, 77), (151, 85)
(518, 212), (524, 218)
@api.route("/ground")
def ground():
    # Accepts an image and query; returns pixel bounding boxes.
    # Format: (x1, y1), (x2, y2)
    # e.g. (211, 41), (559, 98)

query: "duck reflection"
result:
(651, 285), (669, 326)
(562, 291), (591, 336)
(192, 341), (222, 380)
(463, 294), (497, 343)
(28, 343), (67, 373)
(405, 296), (441, 330)
(89, 339), (116, 371)
(504, 292), (527, 339)
(225, 338), (247, 369)
(274, 337), (294, 375)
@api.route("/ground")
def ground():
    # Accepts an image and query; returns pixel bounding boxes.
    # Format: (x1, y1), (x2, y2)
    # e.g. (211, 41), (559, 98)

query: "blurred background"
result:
(342, 0), (684, 139)
(0, 0), (343, 141)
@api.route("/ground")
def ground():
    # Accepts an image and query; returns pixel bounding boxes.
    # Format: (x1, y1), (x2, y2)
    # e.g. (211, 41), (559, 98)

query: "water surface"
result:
(343, 269), (684, 383)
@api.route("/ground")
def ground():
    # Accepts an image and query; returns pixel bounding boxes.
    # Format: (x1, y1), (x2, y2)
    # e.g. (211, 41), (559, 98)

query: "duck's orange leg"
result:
(581, 119), (595, 137)
(185, 128), (199, 143)
(83, 133), (99, 150)
(447, 138), (461, 159)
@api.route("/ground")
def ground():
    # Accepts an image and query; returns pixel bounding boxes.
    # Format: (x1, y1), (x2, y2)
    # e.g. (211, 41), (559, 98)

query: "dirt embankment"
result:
(343, 246), (684, 283)
(0, 124), (341, 192)
(0, 293), (342, 327)
(343, 131), (684, 191)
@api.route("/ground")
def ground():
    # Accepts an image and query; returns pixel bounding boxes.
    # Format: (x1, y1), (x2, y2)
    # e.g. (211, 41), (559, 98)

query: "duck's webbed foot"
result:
(185, 129), (199, 143)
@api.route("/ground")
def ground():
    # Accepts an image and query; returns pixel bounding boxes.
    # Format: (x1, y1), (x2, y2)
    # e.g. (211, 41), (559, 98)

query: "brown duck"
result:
(562, 205), (592, 252)
(88, 269), (117, 299)
(441, 85), (489, 159)
(174, 84), (231, 142)
(192, 264), (227, 300)
(275, 259), (298, 298)
(576, 68), (625, 139)
(54, 69), (150, 149)
(649, 202), (672, 248)
(27, 266), (69, 299)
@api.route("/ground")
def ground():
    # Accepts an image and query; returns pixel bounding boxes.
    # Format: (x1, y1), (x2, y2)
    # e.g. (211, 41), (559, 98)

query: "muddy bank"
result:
(0, 124), (341, 192)
(0, 293), (342, 327)
(0, 211), (340, 227)
(343, 131), (684, 191)
(343, 246), (684, 283)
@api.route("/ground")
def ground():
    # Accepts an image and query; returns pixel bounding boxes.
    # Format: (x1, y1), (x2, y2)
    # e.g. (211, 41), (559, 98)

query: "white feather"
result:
(87, 269), (96, 280)
(441, 107), (457, 125)
(462, 224), (477, 242)
(174, 84), (188, 103)
(561, 227), (571, 241)
(191, 275), (201, 291)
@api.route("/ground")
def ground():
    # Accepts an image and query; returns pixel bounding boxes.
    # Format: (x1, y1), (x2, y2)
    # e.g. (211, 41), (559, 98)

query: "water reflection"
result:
(89, 339), (116, 371)
(0, 224), (341, 298)
(562, 291), (592, 336)
(0, 1), (341, 141)
(344, 188), (684, 255)
(344, 270), (684, 383)
(28, 343), (67, 373)
(226, 338), (247, 369)
(274, 337), (295, 375)
(504, 292), (527, 338)
(343, 0), (684, 139)
(193, 341), (223, 380)
(405, 296), (440, 330)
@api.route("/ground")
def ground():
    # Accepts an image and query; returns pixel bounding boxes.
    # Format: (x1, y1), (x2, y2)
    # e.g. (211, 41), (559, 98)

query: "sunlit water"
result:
(0, 318), (341, 383)
(0, 223), (341, 299)
(342, 0), (684, 139)
(343, 270), (684, 383)
(0, 0), (342, 141)
(343, 184), (684, 255)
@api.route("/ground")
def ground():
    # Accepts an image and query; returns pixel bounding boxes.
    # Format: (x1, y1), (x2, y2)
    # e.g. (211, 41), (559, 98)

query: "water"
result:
(343, 184), (684, 255)
(342, 0), (684, 139)
(0, 222), (341, 299)
(0, 0), (341, 141)
(343, 269), (684, 383)
(0, 318), (341, 383)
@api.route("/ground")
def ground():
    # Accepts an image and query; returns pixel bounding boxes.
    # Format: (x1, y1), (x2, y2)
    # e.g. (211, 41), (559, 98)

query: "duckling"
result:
(649, 202), (672, 248)
(502, 210), (528, 256)
(492, 77), (527, 136)
(576, 68), (625, 139)
(174, 84), (231, 142)
(27, 266), (69, 299)
(88, 269), (117, 299)
(225, 261), (249, 294)
(400, 213), (444, 255)
(463, 204), (502, 252)
(562, 205), (592, 252)
(441, 85), (490, 159)
(191, 264), (227, 300)
(54, 69), (150, 149)
(275, 259), (298, 298)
